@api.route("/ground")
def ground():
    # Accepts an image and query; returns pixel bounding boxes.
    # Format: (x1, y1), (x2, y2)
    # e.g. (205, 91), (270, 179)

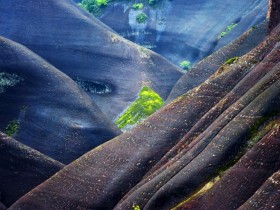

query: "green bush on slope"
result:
(180, 60), (192, 71)
(116, 86), (164, 130)
(219, 23), (238, 38)
(5, 120), (20, 137)
(224, 56), (239, 65)
(132, 3), (144, 10)
(78, 0), (108, 16)
(136, 12), (148, 23)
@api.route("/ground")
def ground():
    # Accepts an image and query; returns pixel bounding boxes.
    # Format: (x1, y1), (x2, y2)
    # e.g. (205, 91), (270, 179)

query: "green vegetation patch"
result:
(133, 205), (141, 210)
(78, 0), (164, 17)
(116, 86), (164, 130)
(219, 23), (238, 39)
(78, 0), (109, 16)
(132, 3), (144, 10)
(224, 57), (239, 65)
(5, 120), (20, 137)
(136, 12), (148, 23)
(180, 60), (192, 71)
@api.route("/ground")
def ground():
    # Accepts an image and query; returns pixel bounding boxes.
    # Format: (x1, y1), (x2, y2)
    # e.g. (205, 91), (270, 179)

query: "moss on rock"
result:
(224, 56), (239, 65)
(116, 86), (164, 130)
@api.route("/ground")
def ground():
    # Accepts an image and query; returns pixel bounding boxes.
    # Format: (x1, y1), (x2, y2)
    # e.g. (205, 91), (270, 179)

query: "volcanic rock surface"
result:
(97, 0), (268, 65)
(0, 0), (183, 119)
(0, 132), (64, 207)
(9, 21), (280, 210)
(0, 37), (121, 164)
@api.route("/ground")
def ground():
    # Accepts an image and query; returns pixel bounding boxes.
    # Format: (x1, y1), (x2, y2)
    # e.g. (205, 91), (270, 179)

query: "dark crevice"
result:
(74, 78), (113, 95)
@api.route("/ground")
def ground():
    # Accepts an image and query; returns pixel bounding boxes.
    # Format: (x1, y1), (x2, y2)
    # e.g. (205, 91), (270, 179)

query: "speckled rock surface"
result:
(177, 118), (280, 210)
(98, 0), (268, 65)
(9, 23), (280, 210)
(0, 0), (182, 119)
(238, 170), (280, 210)
(0, 132), (64, 207)
(167, 20), (269, 102)
(0, 37), (121, 164)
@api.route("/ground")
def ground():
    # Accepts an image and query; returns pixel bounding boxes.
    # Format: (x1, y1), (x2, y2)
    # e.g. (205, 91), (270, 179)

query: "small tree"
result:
(96, 0), (108, 7)
(132, 3), (144, 10)
(180, 60), (192, 71)
(136, 12), (148, 23)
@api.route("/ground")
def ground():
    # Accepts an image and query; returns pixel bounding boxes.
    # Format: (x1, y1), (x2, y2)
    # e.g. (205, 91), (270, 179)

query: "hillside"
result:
(0, 37), (121, 164)
(1, 0), (280, 209)
(0, 0), (182, 120)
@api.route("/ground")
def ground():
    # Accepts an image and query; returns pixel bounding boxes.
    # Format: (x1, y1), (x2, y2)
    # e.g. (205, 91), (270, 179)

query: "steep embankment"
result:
(0, 132), (64, 207)
(9, 18), (280, 210)
(0, 37), (121, 164)
(0, 0), (182, 119)
(92, 0), (268, 65)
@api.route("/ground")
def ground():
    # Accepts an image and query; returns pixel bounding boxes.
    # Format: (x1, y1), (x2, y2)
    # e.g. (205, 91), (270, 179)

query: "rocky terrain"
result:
(83, 0), (268, 66)
(0, 0), (279, 209)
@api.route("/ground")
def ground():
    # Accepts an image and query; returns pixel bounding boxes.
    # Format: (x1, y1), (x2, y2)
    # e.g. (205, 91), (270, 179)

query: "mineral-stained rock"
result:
(168, 20), (268, 102)
(9, 22), (280, 210)
(0, 0), (182, 119)
(98, 0), (268, 65)
(0, 37), (121, 163)
(238, 170), (280, 210)
(0, 132), (64, 207)
(176, 118), (280, 210)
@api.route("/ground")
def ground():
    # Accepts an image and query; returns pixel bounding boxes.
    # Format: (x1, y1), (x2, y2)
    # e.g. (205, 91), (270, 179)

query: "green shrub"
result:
(180, 60), (192, 71)
(116, 86), (164, 130)
(136, 12), (148, 24)
(224, 57), (239, 65)
(96, 0), (108, 7)
(133, 205), (141, 210)
(132, 3), (143, 10)
(78, 0), (108, 16)
(219, 23), (237, 38)
(5, 120), (20, 137)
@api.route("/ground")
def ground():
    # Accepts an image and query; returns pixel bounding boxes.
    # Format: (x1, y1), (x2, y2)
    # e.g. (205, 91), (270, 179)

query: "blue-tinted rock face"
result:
(268, 0), (280, 31)
(0, 37), (121, 164)
(0, 0), (183, 119)
(97, 0), (268, 65)
(0, 132), (64, 207)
